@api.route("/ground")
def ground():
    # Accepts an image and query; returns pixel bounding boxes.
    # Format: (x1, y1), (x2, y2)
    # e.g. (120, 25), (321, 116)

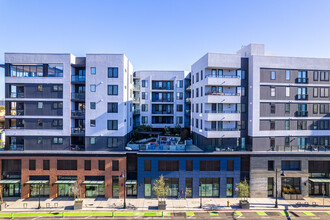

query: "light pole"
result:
(275, 169), (285, 208)
(199, 183), (202, 208)
(120, 171), (126, 209)
(37, 183), (41, 209)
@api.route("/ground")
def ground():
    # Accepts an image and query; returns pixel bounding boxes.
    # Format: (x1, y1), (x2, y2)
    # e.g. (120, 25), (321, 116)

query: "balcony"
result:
(205, 110), (240, 113)
(295, 94), (308, 100)
(71, 144), (85, 151)
(8, 144), (24, 151)
(71, 92), (85, 101)
(205, 127), (238, 131)
(204, 111), (240, 121)
(185, 98), (191, 103)
(152, 98), (174, 102)
(203, 93), (241, 103)
(204, 127), (240, 138)
(274, 145), (330, 152)
(295, 111), (308, 117)
(71, 110), (85, 118)
(205, 92), (239, 96)
(133, 85), (140, 91)
(133, 97), (140, 103)
(71, 75), (86, 82)
(71, 127), (85, 135)
(185, 110), (191, 115)
(126, 136), (188, 152)
(205, 75), (241, 86)
(8, 109), (24, 116)
(296, 78), (308, 84)
(10, 92), (24, 98)
(205, 73), (240, 78)
(133, 109), (140, 115)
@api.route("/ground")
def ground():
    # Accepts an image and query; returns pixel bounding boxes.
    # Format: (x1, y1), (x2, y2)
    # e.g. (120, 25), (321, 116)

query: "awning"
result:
(54, 180), (76, 184)
(309, 178), (330, 183)
(82, 180), (104, 185)
(0, 179), (20, 184)
(126, 180), (137, 185)
(25, 180), (49, 185)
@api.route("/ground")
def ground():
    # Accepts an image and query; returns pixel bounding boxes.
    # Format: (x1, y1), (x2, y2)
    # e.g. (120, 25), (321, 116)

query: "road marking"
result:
(303, 211), (315, 216)
(257, 211), (267, 216)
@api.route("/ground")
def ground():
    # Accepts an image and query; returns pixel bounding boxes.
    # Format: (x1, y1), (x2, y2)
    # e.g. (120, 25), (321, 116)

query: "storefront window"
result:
(57, 176), (77, 197)
(85, 185), (105, 197)
(165, 178), (179, 197)
(199, 178), (219, 197)
(30, 184), (50, 197)
(112, 176), (119, 198)
(185, 178), (193, 198)
(282, 177), (301, 194)
(126, 184), (137, 197)
(226, 178), (233, 197)
(144, 178), (151, 197)
(3, 184), (21, 197)
(268, 177), (274, 197)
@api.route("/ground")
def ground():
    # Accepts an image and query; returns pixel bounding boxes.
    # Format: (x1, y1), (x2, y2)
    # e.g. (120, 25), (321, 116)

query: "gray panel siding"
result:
(24, 101), (63, 116)
(5, 83), (63, 99)
(85, 134), (130, 151)
(21, 136), (70, 151)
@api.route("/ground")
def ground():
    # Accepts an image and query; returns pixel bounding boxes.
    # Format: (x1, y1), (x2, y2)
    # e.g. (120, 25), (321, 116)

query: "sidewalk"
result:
(1, 197), (330, 212)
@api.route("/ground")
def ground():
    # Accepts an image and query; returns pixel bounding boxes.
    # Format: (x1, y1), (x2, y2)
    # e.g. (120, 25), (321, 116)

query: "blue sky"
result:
(1, 0), (330, 98)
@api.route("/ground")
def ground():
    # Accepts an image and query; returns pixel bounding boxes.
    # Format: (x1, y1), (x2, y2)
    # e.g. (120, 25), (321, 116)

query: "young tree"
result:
(73, 182), (81, 201)
(0, 185), (3, 205)
(152, 175), (167, 202)
(235, 179), (250, 201)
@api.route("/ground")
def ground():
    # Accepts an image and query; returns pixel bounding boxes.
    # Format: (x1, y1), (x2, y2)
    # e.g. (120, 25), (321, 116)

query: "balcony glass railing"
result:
(9, 110), (24, 116)
(133, 97), (140, 102)
(71, 127), (85, 134)
(9, 144), (24, 151)
(205, 92), (240, 96)
(152, 98), (174, 102)
(296, 78), (308, 84)
(10, 92), (24, 98)
(185, 98), (191, 102)
(274, 145), (330, 152)
(205, 127), (238, 131)
(205, 74), (240, 78)
(71, 75), (86, 82)
(71, 144), (85, 151)
(296, 94), (308, 100)
(71, 110), (85, 117)
(133, 85), (140, 90)
(71, 93), (85, 100)
(133, 109), (140, 115)
(204, 110), (240, 113)
(295, 111), (308, 117)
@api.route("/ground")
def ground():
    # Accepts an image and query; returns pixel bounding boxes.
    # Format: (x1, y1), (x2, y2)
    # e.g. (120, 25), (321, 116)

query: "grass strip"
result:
(65, 212), (113, 216)
(209, 212), (218, 215)
(303, 211), (314, 216)
(256, 211), (267, 216)
(0, 214), (11, 217)
(186, 212), (195, 216)
(144, 212), (159, 216)
(235, 211), (242, 215)
(327, 211), (330, 215)
(13, 213), (61, 217)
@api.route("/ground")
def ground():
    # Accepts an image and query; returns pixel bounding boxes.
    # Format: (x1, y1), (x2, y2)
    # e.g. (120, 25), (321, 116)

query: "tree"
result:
(73, 182), (82, 201)
(0, 185), (3, 205)
(152, 175), (167, 202)
(235, 179), (249, 201)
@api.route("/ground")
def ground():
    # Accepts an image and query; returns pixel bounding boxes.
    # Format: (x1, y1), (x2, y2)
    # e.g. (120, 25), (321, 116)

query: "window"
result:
(270, 103), (275, 114)
(320, 88), (329, 98)
(108, 85), (118, 95)
(201, 87), (203, 96)
(38, 85), (43, 92)
(226, 178), (234, 197)
(285, 70), (290, 80)
(53, 102), (63, 109)
(142, 104), (148, 112)
(186, 160), (193, 171)
(285, 120), (290, 130)
(270, 121), (275, 130)
(185, 178), (193, 198)
(91, 67), (96, 75)
(52, 119), (63, 127)
(177, 80), (183, 88)
(195, 118), (198, 128)
(281, 161), (301, 171)
(271, 87), (276, 97)
(107, 120), (118, 130)
(271, 71), (276, 80)
(107, 103), (118, 113)
(144, 160), (151, 171)
(319, 120), (329, 130)
(38, 102), (43, 109)
(177, 92), (183, 100)
(313, 88), (318, 97)
(320, 104), (329, 114)
(99, 160), (105, 171)
(112, 176), (119, 198)
(90, 84), (96, 92)
(142, 80), (148, 88)
(29, 160), (36, 170)
(199, 178), (219, 197)
(313, 71), (319, 81)
(270, 137), (275, 149)
(142, 92), (148, 100)
(201, 70), (203, 80)
(313, 104), (318, 114)
(90, 120), (96, 127)
(196, 72), (199, 82)
(297, 120), (307, 130)
(227, 160), (234, 171)
(53, 137), (63, 144)
(48, 64), (63, 77)
(85, 160), (91, 170)
(90, 137), (96, 145)
(57, 160), (77, 170)
(90, 102), (96, 109)
(268, 161), (274, 171)
(282, 177), (301, 194)
(176, 104), (183, 112)
(108, 67), (118, 78)
(285, 103), (290, 113)
(144, 177), (151, 197)
(112, 160), (119, 171)
(285, 137), (290, 147)
(286, 87), (290, 97)
(200, 161), (220, 171)
(142, 116), (148, 124)
(43, 160), (50, 170)
(53, 85), (63, 92)
(177, 116), (183, 124)
(158, 160), (179, 171)
(38, 120), (43, 126)
(107, 137), (118, 148)
(320, 71), (329, 81)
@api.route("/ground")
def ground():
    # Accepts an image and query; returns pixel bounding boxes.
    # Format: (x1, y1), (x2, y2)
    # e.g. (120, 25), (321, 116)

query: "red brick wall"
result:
(0, 156), (126, 199)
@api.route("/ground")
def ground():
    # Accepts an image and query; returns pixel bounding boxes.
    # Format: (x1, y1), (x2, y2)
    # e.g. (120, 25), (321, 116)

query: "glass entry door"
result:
(126, 184), (137, 197)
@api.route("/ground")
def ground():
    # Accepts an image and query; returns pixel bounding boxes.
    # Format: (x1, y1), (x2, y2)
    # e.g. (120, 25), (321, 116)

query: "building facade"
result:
(1, 44), (330, 200)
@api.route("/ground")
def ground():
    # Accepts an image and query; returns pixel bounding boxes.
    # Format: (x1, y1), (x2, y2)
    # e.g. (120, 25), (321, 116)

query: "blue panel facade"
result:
(137, 155), (241, 198)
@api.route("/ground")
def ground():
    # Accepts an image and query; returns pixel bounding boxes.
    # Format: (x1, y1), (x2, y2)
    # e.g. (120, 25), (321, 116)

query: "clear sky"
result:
(1, 0), (330, 98)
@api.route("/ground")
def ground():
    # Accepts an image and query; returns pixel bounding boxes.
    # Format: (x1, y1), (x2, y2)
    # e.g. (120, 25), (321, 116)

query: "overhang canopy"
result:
(0, 179), (20, 184)
(126, 180), (137, 185)
(82, 180), (104, 185)
(309, 178), (330, 183)
(54, 180), (76, 184)
(25, 180), (49, 185)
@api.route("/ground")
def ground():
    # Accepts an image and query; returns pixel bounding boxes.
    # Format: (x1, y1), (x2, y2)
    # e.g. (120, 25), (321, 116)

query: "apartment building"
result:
(0, 44), (329, 200)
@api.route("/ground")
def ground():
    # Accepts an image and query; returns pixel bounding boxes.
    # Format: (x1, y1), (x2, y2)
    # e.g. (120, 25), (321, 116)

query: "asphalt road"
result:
(1, 211), (330, 220)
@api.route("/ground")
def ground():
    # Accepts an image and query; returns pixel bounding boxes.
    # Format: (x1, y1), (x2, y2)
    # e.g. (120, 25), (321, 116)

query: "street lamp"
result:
(199, 183), (202, 208)
(120, 171), (126, 209)
(275, 169), (285, 208)
(37, 183), (42, 209)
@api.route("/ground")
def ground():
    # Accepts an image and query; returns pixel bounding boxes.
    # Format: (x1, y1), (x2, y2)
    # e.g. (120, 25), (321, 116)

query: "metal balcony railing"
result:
(71, 75), (86, 82)
(205, 74), (240, 78)
(296, 94), (308, 100)
(274, 145), (330, 152)
(205, 127), (238, 131)
(71, 110), (85, 117)
(71, 127), (85, 134)
(71, 93), (85, 100)
(206, 92), (240, 96)
(9, 110), (24, 116)
(295, 111), (308, 117)
(296, 78), (309, 84)
(204, 110), (241, 113)
(9, 144), (24, 151)
(10, 92), (24, 98)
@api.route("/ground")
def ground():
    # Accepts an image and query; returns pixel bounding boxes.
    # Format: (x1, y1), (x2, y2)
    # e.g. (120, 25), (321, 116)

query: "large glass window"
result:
(226, 178), (233, 197)
(144, 178), (151, 197)
(107, 103), (118, 113)
(57, 176), (76, 197)
(199, 178), (219, 197)
(107, 120), (118, 130)
(112, 176), (119, 198)
(107, 85), (118, 95)
(185, 178), (193, 198)
(85, 184), (105, 197)
(281, 160), (301, 171)
(48, 64), (63, 77)
(268, 177), (274, 197)
(165, 178), (179, 197)
(158, 160), (179, 171)
(270, 71), (276, 80)
(282, 177), (301, 194)
(108, 67), (118, 78)
(200, 161), (220, 171)
(10, 65), (44, 77)
(107, 138), (118, 148)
